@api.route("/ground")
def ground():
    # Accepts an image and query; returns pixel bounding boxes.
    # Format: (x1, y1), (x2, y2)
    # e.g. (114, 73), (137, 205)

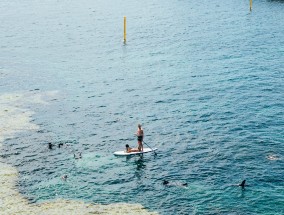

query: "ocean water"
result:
(0, 0), (283, 214)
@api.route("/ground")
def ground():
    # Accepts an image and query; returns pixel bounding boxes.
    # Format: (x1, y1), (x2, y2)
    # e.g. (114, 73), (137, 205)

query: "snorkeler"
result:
(239, 180), (247, 189)
(163, 180), (188, 187)
(61, 175), (68, 180)
(74, 152), (82, 159)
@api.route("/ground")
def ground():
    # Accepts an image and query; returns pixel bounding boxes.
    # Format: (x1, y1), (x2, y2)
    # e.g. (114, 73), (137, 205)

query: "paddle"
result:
(143, 141), (157, 155)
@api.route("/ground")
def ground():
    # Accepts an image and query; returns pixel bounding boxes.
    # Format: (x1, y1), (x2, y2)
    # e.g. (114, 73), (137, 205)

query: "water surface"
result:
(1, 0), (283, 214)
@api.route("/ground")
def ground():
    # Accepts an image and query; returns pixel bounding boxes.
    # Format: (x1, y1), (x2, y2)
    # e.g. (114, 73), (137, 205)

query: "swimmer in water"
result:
(74, 152), (82, 159)
(231, 180), (249, 189)
(266, 154), (280, 161)
(238, 180), (247, 189)
(163, 180), (188, 187)
(61, 175), (68, 180)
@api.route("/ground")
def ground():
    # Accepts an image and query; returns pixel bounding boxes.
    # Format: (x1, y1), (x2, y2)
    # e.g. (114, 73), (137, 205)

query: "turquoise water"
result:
(1, 0), (284, 214)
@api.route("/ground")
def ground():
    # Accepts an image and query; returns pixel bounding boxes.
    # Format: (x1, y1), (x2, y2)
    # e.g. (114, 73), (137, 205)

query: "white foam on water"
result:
(0, 92), (158, 214)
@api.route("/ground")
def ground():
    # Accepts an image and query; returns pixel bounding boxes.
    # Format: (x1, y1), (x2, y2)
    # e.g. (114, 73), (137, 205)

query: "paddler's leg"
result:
(138, 141), (143, 151)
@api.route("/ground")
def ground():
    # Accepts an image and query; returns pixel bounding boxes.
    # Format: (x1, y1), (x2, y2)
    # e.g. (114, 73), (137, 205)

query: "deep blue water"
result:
(1, 0), (284, 214)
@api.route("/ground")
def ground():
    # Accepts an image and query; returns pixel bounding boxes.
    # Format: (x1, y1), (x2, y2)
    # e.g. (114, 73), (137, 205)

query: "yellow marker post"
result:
(250, 0), (252, 12)
(124, 16), (126, 43)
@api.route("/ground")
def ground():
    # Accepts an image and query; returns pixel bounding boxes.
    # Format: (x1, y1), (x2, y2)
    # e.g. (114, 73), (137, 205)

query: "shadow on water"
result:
(125, 154), (153, 183)
(125, 154), (147, 171)
(134, 155), (146, 171)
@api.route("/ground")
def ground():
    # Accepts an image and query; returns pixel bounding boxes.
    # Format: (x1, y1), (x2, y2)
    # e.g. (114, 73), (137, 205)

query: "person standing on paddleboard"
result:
(136, 124), (144, 151)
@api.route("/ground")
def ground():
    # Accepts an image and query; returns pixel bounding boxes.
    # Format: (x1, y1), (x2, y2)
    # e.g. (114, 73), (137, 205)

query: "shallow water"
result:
(1, 0), (284, 214)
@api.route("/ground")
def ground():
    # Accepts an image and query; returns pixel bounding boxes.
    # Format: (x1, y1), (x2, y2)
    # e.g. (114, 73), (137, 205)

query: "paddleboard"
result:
(113, 148), (157, 156)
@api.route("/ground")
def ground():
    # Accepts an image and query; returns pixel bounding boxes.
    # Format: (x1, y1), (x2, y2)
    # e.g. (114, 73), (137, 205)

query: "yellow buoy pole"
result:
(124, 16), (126, 43)
(250, 0), (252, 12)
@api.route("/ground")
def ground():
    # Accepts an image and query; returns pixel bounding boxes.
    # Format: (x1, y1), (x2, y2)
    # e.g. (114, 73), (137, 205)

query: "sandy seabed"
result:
(0, 92), (158, 215)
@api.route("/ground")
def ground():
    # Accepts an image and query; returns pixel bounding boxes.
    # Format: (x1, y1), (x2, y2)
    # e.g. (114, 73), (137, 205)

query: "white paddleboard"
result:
(113, 148), (157, 156)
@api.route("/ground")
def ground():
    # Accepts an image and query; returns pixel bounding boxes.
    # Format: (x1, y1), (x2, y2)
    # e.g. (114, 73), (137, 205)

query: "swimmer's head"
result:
(62, 175), (68, 180)
(163, 180), (169, 185)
